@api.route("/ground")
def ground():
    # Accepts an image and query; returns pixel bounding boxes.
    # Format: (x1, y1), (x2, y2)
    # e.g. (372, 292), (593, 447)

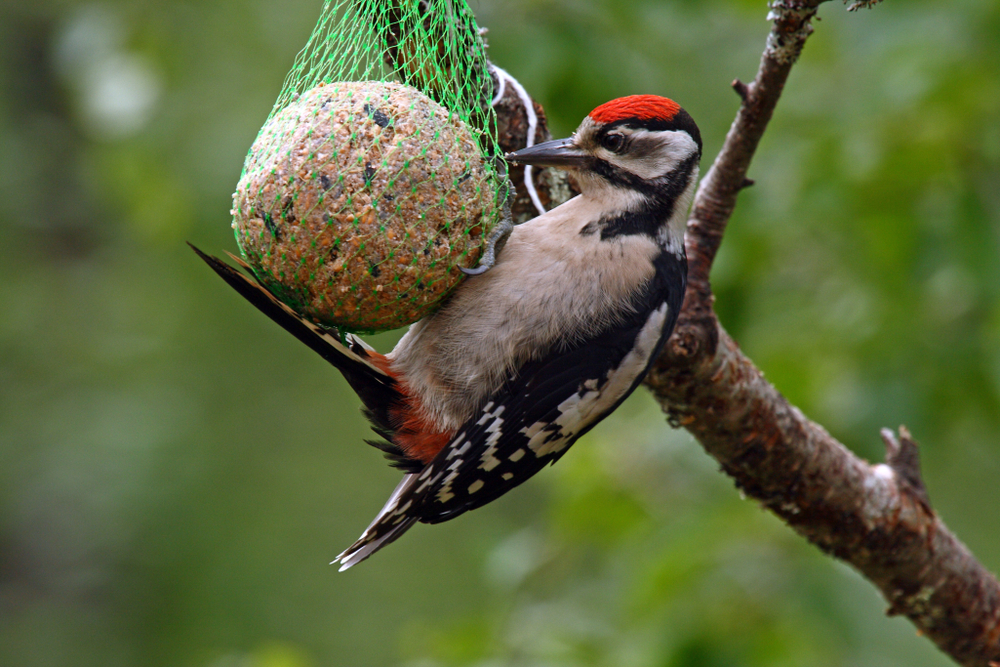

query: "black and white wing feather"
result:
(335, 255), (685, 569)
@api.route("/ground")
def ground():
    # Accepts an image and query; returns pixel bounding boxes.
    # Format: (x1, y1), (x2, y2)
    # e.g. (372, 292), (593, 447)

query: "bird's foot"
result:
(461, 199), (515, 276)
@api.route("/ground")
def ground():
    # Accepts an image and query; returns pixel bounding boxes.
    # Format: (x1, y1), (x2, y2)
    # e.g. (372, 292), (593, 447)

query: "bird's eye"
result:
(601, 133), (626, 153)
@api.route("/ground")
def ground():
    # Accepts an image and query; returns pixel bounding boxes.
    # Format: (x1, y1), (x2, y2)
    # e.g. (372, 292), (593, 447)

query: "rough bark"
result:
(642, 2), (1000, 665)
(486, 0), (1000, 665)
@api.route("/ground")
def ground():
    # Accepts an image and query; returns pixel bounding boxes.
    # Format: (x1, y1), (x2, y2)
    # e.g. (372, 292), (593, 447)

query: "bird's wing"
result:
(335, 293), (678, 569)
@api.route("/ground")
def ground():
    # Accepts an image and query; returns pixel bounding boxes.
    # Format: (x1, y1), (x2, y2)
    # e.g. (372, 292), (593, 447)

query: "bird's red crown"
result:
(588, 95), (681, 125)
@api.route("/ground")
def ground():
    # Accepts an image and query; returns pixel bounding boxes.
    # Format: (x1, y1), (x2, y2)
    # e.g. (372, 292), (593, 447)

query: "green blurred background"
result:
(1, 0), (998, 665)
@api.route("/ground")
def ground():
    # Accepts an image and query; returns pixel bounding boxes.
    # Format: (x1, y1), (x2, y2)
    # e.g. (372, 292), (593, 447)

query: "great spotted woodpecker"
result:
(193, 95), (702, 569)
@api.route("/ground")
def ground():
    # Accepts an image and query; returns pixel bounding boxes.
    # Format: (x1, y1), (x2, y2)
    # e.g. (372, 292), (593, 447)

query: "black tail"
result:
(189, 244), (403, 434)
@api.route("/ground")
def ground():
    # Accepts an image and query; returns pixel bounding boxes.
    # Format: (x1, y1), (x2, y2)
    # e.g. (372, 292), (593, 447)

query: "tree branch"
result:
(483, 1), (998, 663)
(637, 1), (1000, 665)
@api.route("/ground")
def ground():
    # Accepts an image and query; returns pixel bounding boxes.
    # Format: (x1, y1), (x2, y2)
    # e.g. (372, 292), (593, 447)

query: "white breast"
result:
(389, 194), (661, 431)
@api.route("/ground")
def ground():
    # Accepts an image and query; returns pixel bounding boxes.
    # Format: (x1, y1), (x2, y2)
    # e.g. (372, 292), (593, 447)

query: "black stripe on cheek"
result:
(590, 158), (655, 194)
(593, 152), (701, 240)
(599, 209), (662, 239)
(656, 152), (701, 208)
(590, 151), (700, 201)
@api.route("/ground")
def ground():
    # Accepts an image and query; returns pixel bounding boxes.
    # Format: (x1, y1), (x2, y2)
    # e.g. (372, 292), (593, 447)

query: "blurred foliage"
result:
(1, 1), (998, 666)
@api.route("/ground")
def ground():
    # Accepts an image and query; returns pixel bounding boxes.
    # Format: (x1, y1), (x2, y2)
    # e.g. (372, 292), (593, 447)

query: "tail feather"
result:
(365, 438), (424, 474)
(333, 473), (421, 570)
(190, 244), (401, 435)
(334, 518), (417, 571)
(193, 244), (428, 568)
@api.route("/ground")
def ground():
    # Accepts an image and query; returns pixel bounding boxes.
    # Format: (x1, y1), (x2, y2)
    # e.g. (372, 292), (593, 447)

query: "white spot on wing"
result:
(477, 404), (506, 471)
(417, 470), (444, 494)
(525, 430), (571, 458)
(468, 479), (484, 494)
(521, 303), (670, 457)
(521, 423), (544, 438)
(435, 459), (464, 503)
(446, 434), (470, 460)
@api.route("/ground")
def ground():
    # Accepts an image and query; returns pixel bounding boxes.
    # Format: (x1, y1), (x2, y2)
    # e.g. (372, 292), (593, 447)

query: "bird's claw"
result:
(461, 197), (516, 276)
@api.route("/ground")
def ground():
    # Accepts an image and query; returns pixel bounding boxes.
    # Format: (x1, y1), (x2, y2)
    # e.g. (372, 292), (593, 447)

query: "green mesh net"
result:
(231, 0), (510, 334)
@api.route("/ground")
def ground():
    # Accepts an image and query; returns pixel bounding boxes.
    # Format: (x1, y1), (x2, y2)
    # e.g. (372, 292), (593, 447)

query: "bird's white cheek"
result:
(627, 153), (681, 181)
(610, 131), (700, 181)
(582, 183), (647, 213)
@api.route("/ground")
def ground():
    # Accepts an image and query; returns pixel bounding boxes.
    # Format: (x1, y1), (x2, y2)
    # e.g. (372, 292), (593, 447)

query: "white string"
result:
(490, 65), (546, 217)
(490, 66), (507, 106)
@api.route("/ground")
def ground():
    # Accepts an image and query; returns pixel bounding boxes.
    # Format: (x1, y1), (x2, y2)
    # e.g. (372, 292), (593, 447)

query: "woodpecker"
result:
(193, 94), (702, 569)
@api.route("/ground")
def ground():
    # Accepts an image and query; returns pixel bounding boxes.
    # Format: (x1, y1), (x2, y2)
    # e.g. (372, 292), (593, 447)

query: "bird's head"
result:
(508, 95), (702, 215)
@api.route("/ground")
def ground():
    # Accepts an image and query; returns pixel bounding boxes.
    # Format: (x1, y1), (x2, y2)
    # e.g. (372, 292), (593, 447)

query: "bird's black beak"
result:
(506, 137), (589, 168)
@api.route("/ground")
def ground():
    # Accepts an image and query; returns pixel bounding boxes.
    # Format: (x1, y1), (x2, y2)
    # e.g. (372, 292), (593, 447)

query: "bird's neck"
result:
(580, 164), (698, 257)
